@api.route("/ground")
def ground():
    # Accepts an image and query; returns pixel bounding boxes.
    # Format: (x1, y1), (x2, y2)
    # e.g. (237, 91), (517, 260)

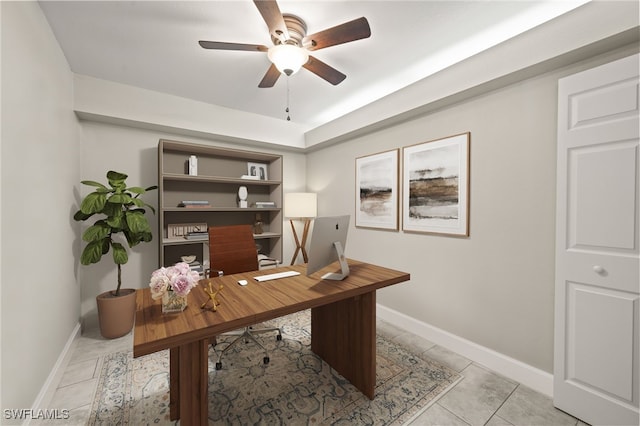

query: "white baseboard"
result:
(377, 304), (554, 397)
(27, 322), (81, 422)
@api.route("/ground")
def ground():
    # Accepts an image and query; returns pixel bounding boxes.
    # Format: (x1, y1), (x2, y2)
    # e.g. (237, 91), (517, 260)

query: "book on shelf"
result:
(167, 223), (207, 238)
(180, 204), (211, 208)
(254, 201), (276, 208)
(180, 200), (209, 205)
(184, 231), (208, 240)
(179, 200), (210, 208)
(188, 261), (203, 270)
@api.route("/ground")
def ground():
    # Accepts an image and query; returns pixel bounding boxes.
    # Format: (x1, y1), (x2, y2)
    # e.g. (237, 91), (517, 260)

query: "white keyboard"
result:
(254, 270), (301, 282)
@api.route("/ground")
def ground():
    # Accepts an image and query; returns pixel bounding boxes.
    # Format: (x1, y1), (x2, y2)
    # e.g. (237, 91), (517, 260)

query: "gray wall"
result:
(306, 45), (638, 373)
(1, 2), (80, 411)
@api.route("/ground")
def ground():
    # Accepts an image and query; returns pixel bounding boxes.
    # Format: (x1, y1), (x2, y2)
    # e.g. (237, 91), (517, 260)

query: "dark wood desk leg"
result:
(311, 291), (376, 399)
(178, 339), (209, 425)
(169, 347), (180, 421)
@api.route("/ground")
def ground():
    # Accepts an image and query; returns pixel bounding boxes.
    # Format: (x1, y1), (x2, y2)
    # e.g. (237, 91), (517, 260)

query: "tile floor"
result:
(37, 319), (586, 426)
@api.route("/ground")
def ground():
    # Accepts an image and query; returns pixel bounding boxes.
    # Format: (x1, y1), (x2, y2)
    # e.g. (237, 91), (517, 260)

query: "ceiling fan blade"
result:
(253, 0), (289, 41)
(199, 40), (268, 52)
(303, 17), (371, 51)
(303, 56), (346, 86)
(258, 63), (281, 88)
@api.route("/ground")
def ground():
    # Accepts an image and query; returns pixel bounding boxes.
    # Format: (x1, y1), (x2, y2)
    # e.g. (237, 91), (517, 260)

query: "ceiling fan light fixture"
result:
(267, 44), (308, 76)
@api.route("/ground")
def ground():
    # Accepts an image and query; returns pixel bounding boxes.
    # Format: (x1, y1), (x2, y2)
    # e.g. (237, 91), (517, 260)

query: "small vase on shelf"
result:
(254, 213), (264, 234)
(162, 290), (188, 313)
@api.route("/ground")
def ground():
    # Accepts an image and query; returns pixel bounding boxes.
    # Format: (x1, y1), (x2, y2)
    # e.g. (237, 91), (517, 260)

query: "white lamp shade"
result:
(284, 193), (317, 218)
(267, 44), (309, 76)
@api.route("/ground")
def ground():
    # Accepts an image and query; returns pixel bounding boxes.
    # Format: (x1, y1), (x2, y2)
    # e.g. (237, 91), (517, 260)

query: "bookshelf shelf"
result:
(158, 139), (283, 267)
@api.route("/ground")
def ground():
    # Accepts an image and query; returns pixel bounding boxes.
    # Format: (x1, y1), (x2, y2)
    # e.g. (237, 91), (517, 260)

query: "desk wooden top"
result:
(134, 259), (410, 357)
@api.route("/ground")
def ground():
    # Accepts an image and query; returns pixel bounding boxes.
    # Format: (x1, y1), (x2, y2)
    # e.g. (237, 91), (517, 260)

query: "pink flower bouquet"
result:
(149, 262), (200, 300)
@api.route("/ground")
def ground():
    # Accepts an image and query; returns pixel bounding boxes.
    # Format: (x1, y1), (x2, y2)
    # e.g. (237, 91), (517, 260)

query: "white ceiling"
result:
(38, 1), (587, 130)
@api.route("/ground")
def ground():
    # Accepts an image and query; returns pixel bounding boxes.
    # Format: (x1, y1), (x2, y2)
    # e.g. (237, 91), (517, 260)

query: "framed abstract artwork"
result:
(355, 149), (399, 230)
(402, 133), (470, 236)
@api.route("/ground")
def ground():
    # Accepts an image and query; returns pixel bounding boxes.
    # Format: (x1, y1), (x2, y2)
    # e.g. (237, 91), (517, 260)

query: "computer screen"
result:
(306, 215), (350, 280)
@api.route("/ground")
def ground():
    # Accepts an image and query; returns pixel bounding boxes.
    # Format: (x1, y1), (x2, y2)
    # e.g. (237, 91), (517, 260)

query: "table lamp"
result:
(284, 192), (317, 265)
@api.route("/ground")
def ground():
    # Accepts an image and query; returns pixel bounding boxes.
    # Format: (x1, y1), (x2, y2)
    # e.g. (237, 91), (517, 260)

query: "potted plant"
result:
(74, 170), (157, 339)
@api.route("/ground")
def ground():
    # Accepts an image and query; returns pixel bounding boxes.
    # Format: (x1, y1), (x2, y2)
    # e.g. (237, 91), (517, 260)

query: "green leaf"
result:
(80, 192), (106, 214)
(80, 240), (105, 265)
(80, 180), (108, 190)
(73, 209), (93, 222)
(127, 186), (146, 195)
(106, 215), (125, 229)
(106, 170), (128, 181)
(101, 238), (110, 255)
(82, 222), (110, 242)
(126, 210), (151, 234)
(102, 202), (122, 218)
(107, 171), (128, 191)
(112, 242), (128, 265)
(108, 193), (133, 204)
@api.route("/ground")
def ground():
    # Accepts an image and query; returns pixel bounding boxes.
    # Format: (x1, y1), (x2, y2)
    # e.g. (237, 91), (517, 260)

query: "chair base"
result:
(214, 326), (282, 370)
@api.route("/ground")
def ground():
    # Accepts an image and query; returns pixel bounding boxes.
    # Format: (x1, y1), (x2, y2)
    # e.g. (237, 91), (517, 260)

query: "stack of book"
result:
(184, 231), (208, 240)
(188, 261), (204, 276)
(179, 200), (210, 208)
(254, 201), (276, 208)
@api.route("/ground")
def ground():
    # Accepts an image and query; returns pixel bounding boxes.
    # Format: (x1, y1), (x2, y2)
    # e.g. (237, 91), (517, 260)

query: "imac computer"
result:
(306, 215), (350, 280)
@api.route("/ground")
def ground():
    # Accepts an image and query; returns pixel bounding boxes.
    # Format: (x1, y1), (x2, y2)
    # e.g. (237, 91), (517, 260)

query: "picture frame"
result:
(247, 162), (268, 180)
(402, 133), (470, 236)
(355, 149), (399, 230)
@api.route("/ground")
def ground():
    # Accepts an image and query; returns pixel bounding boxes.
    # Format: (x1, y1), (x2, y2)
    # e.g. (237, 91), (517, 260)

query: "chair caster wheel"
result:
(215, 362), (222, 370)
(263, 356), (269, 365)
(276, 334), (282, 341)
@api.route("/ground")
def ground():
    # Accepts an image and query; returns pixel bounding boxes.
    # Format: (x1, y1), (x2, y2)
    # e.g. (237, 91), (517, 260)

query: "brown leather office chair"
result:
(207, 224), (282, 370)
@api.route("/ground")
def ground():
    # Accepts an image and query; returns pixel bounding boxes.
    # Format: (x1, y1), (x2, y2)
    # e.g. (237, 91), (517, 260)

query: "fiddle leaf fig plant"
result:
(73, 171), (158, 296)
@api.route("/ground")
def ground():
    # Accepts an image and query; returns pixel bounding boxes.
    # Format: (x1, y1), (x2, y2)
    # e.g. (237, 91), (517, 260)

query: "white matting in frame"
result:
(355, 149), (399, 230)
(403, 133), (470, 236)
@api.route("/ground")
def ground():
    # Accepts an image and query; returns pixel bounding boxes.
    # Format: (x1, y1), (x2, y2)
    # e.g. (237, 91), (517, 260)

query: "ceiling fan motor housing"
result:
(272, 14), (308, 47)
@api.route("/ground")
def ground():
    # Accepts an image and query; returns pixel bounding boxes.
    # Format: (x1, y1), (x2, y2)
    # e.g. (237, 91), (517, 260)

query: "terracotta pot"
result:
(96, 288), (136, 339)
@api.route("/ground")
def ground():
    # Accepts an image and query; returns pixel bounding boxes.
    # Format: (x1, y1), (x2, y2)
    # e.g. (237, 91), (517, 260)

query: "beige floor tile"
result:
(407, 403), (471, 425)
(58, 358), (99, 387)
(496, 385), (579, 426)
(424, 345), (472, 373)
(438, 364), (517, 426)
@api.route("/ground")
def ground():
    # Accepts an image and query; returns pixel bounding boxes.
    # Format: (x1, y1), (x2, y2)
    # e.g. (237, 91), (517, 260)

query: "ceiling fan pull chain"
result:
(286, 77), (291, 121)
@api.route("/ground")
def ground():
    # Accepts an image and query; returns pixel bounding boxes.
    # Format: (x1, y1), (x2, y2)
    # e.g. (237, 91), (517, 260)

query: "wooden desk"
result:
(134, 259), (410, 425)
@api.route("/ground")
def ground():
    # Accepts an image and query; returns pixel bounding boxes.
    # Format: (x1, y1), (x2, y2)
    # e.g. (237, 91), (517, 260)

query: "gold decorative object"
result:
(201, 281), (224, 312)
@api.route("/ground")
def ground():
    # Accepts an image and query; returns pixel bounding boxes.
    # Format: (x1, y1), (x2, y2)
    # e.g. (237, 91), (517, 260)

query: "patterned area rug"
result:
(89, 310), (461, 425)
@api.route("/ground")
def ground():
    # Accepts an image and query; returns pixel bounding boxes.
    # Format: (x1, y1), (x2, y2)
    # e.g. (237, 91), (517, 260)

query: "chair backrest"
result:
(208, 224), (259, 275)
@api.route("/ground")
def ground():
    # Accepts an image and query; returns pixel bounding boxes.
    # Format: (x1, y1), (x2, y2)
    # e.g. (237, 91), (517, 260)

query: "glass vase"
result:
(162, 290), (187, 313)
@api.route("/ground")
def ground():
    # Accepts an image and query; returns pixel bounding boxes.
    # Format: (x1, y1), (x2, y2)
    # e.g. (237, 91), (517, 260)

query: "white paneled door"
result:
(554, 53), (639, 425)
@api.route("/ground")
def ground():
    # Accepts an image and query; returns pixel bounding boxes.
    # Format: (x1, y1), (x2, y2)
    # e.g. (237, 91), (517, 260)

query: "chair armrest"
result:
(205, 268), (224, 278)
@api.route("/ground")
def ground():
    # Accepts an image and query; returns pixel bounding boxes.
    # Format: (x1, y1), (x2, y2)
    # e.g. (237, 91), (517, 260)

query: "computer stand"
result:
(321, 241), (350, 280)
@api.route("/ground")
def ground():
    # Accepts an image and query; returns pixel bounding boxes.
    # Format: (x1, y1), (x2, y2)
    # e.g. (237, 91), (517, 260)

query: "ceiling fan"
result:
(199, 0), (371, 88)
